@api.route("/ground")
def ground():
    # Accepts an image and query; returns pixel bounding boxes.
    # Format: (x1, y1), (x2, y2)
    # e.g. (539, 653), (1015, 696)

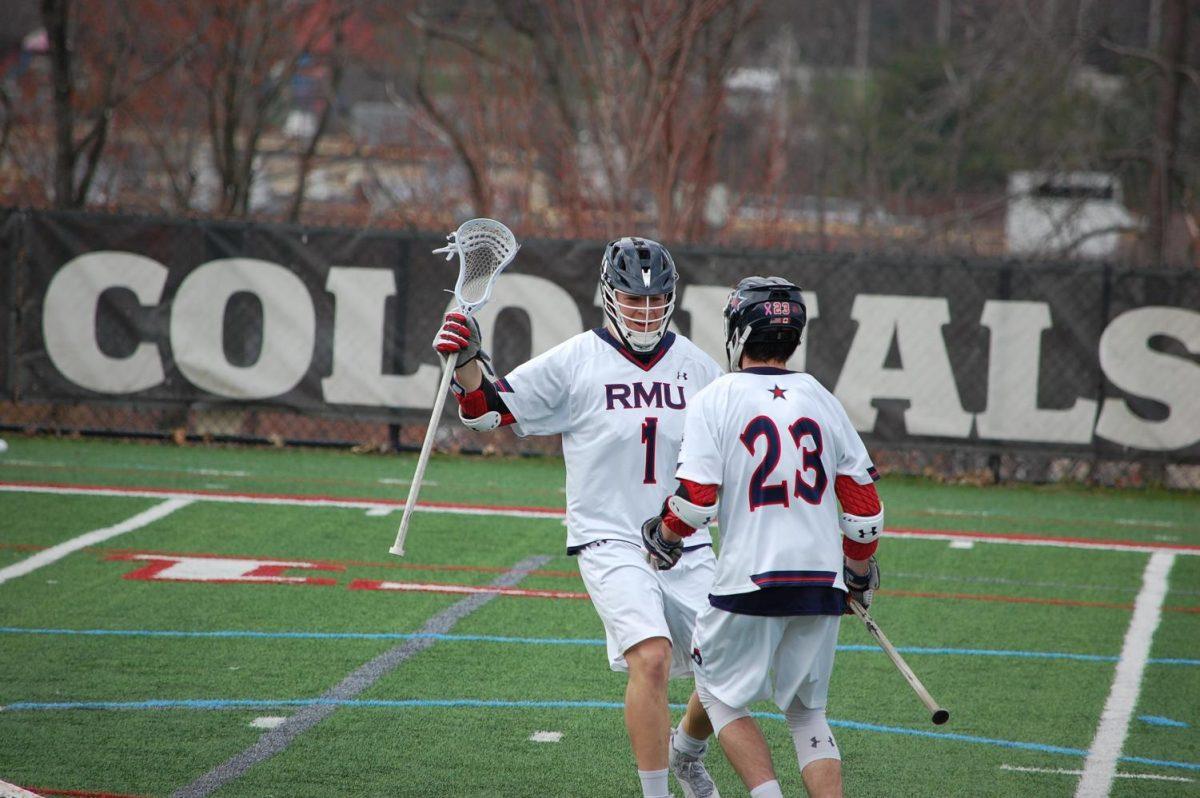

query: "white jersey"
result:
(676, 367), (876, 599)
(498, 328), (724, 551)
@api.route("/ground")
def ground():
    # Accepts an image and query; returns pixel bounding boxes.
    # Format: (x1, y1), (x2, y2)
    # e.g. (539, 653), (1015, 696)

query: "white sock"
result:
(638, 768), (670, 798)
(750, 780), (784, 798)
(673, 722), (708, 757)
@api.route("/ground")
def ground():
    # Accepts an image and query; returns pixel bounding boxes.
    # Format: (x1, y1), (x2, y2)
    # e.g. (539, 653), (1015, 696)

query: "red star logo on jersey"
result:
(769, 384), (787, 400)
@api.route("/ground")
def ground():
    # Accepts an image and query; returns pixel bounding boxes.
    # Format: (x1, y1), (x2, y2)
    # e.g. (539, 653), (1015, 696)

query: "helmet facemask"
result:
(724, 311), (754, 371)
(601, 280), (676, 352)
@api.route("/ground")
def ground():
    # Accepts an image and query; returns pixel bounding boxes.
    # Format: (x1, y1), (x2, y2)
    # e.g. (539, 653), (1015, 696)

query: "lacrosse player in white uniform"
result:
(433, 237), (726, 798)
(641, 277), (883, 798)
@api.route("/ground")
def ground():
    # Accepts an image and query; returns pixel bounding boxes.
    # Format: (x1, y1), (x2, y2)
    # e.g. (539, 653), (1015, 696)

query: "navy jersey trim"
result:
(867, 465), (880, 481)
(495, 377), (514, 393)
(593, 328), (677, 372)
(740, 366), (794, 375)
(750, 570), (837, 588)
(709, 586), (845, 616)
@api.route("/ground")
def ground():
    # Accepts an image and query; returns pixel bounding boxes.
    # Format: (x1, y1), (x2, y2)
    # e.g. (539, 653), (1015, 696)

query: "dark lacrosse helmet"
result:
(599, 237), (678, 352)
(723, 276), (807, 370)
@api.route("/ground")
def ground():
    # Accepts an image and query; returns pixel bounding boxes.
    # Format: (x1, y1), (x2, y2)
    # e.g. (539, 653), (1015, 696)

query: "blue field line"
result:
(3, 626), (1198, 667)
(1140, 715), (1190, 728)
(3, 697), (1197, 773)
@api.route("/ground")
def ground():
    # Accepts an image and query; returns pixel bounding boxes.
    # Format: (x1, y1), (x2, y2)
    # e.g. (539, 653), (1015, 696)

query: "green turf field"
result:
(0, 436), (1197, 797)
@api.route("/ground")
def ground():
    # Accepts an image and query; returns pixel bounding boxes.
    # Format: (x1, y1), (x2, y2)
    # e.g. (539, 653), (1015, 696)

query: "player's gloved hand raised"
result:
(433, 311), (483, 366)
(844, 555), (880, 611)
(641, 515), (683, 571)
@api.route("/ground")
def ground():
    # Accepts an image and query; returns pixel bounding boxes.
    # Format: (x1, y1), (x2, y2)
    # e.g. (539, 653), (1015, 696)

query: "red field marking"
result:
(20, 537), (1200, 612)
(0, 542), (46, 552)
(106, 552), (343, 586)
(98, 546), (583, 579)
(3, 480), (1198, 556)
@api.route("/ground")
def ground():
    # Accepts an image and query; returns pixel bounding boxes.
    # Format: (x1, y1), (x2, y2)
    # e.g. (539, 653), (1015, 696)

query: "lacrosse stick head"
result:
(432, 218), (519, 317)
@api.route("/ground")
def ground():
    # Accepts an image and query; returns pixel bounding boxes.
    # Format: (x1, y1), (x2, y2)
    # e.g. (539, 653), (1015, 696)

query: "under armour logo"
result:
(677, 371), (688, 381)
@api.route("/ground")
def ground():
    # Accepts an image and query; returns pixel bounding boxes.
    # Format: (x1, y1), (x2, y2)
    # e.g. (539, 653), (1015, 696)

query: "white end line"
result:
(1001, 765), (1191, 783)
(1075, 551), (1176, 798)
(0, 498), (192, 586)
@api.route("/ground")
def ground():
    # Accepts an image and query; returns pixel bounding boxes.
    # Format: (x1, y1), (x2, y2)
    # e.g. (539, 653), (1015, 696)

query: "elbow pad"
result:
(667, 493), (718, 529)
(460, 407), (502, 431)
(840, 506), (883, 544)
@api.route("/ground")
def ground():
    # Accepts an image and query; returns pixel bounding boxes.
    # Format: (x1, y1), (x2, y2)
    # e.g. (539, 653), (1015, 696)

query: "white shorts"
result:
(577, 540), (716, 678)
(691, 606), (840, 710)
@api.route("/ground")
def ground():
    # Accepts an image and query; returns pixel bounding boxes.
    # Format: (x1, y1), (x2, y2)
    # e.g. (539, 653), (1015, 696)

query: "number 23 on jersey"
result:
(739, 416), (828, 510)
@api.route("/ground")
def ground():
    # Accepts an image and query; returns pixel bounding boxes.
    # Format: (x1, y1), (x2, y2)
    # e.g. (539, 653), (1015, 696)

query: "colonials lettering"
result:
(605, 381), (686, 410)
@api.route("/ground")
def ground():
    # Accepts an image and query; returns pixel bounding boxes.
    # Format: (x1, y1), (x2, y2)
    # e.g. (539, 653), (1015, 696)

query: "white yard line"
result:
(1000, 765), (1191, 783)
(0, 498), (192, 586)
(0, 780), (45, 798)
(0, 483), (565, 520)
(922, 507), (1185, 530)
(2, 481), (1198, 555)
(0, 460), (248, 478)
(1074, 551), (1176, 798)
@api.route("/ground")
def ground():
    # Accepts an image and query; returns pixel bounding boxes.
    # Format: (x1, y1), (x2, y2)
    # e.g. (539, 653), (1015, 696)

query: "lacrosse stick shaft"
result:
(848, 599), (950, 725)
(390, 355), (457, 557)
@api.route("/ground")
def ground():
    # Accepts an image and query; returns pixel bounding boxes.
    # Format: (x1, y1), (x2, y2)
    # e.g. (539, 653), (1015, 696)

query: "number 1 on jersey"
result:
(641, 416), (658, 484)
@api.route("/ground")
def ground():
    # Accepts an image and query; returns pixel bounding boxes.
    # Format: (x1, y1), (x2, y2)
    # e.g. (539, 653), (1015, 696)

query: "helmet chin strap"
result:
(607, 317), (659, 352)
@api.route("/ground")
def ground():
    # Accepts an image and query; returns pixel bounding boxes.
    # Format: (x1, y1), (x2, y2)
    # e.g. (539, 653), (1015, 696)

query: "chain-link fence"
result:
(2, 208), (1197, 487)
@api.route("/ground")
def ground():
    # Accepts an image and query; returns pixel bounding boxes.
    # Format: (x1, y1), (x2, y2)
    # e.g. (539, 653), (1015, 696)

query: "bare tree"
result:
(1145, 0), (1189, 266)
(40, 0), (196, 208)
(288, 3), (353, 222)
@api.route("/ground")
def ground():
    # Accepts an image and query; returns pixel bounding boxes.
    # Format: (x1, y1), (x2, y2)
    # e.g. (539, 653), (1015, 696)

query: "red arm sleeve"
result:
(837, 475), (881, 559)
(661, 479), (718, 538)
(456, 379), (516, 427)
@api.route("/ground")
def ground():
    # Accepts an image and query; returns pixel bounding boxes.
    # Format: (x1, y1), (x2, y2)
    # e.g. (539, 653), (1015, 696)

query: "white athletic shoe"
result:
(669, 730), (721, 798)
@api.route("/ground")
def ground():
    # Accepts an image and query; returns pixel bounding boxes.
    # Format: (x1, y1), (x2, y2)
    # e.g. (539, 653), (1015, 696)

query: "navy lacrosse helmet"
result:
(600, 237), (678, 352)
(723, 276), (807, 370)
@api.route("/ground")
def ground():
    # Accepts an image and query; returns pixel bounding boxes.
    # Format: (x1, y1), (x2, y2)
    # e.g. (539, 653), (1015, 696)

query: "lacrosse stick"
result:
(389, 218), (519, 557)
(848, 599), (950, 725)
